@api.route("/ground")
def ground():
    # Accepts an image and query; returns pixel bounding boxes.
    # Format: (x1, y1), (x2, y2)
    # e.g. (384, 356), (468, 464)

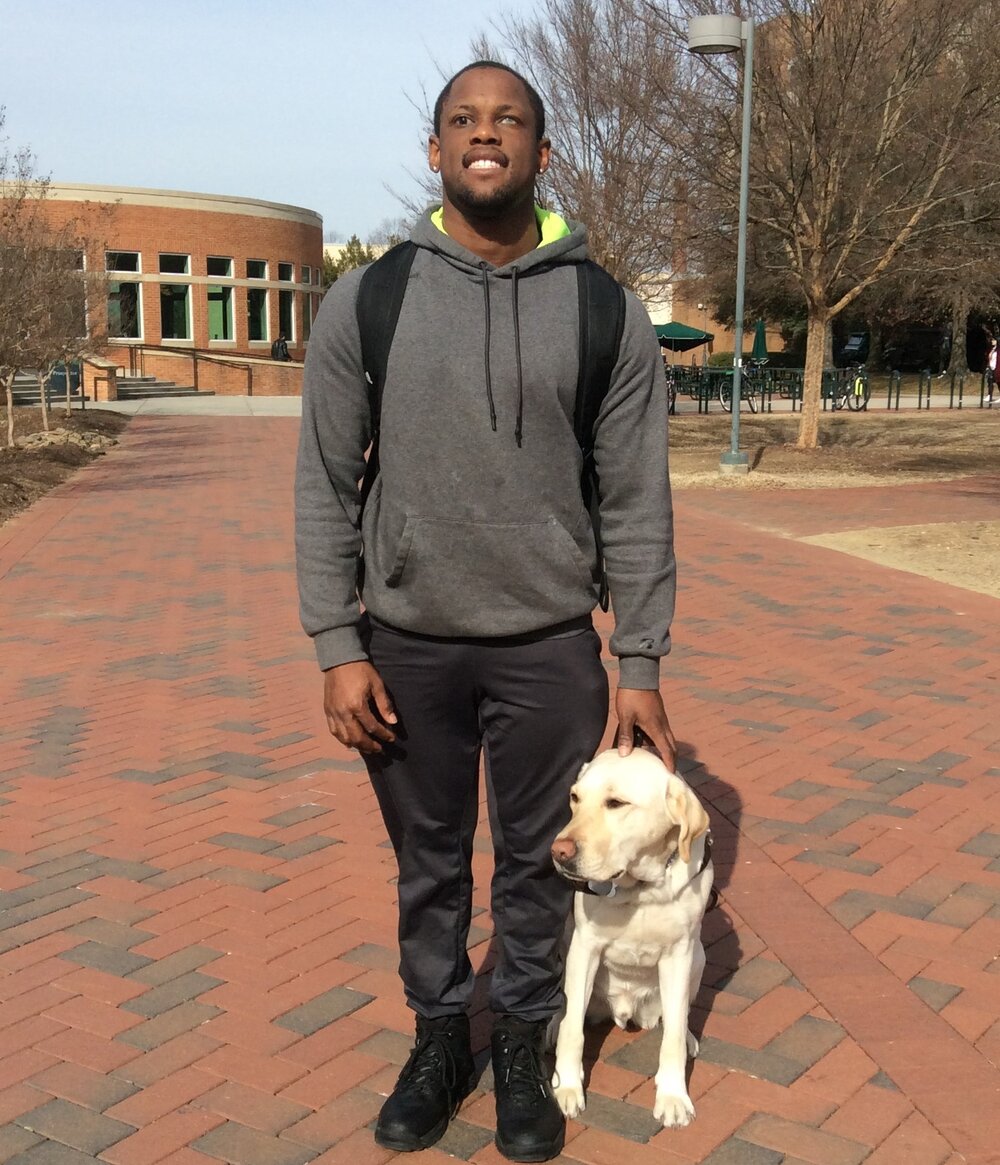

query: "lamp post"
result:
(697, 302), (708, 366)
(688, 13), (753, 475)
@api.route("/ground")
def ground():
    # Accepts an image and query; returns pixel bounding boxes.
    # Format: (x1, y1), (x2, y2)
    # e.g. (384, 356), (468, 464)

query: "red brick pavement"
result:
(1, 416), (999, 1165)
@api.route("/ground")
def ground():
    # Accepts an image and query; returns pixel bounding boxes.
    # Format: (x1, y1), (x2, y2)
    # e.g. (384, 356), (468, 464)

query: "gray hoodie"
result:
(295, 209), (674, 689)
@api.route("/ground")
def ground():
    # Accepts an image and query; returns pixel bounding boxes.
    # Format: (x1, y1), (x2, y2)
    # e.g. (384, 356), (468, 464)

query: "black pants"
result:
(364, 616), (608, 1021)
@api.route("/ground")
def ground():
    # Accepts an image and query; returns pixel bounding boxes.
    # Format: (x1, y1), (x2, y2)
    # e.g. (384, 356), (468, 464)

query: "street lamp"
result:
(688, 13), (754, 475)
(697, 302), (708, 366)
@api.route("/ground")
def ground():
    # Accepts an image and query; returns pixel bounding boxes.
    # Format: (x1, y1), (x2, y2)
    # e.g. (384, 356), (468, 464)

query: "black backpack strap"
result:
(574, 260), (627, 612)
(356, 241), (418, 513)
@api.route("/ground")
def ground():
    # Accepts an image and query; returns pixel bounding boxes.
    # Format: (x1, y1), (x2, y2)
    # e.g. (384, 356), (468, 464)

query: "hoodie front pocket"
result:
(378, 515), (598, 630)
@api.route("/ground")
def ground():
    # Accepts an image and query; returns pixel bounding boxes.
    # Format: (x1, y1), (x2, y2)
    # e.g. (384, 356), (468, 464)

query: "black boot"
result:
(374, 1014), (476, 1152)
(492, 1015), (565, 1163)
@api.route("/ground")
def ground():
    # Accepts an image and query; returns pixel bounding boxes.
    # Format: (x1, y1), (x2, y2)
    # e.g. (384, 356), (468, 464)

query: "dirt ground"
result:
(0, 407), (130, 527)
(1, 405), (998, 599)
(668, 410), (999, 488)
(670, 411), (1000, 599)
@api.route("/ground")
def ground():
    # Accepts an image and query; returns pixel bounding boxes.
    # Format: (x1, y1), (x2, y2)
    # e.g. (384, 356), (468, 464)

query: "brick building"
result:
(44, 184), (324, 364)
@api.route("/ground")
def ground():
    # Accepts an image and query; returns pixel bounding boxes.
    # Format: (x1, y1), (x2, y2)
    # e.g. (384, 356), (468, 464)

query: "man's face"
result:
(428, 68), (550, 220)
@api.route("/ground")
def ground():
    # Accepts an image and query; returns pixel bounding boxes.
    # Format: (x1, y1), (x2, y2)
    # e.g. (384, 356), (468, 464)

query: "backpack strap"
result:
(356, 241), (418, 513)
(574, 260), (627, 612)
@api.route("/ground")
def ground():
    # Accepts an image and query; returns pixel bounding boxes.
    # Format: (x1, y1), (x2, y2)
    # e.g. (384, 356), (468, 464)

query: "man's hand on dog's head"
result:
(615, 688), (676, 771)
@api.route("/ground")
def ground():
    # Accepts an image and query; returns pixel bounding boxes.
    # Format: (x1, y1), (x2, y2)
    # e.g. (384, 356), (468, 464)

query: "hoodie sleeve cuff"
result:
(313, 625), (368, 672)
(617, 655), (661, 690)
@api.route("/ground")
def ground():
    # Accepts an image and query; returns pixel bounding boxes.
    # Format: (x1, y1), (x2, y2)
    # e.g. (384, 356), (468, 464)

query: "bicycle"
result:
(844, 363), (870, 411)
(719, 360), (762, 413)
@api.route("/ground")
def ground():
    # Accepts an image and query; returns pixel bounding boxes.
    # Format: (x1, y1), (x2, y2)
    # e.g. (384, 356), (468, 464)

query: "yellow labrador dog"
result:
(549, 748), (713, 1129)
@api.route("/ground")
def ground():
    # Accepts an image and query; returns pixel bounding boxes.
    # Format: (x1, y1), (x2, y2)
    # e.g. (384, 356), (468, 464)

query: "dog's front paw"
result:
(551, 1067), (585, 1119)
(653, 1089), (695, 1128)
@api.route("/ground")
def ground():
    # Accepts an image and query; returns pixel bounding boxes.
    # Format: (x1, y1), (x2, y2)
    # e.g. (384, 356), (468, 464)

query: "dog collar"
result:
(582, 834), (713, 898)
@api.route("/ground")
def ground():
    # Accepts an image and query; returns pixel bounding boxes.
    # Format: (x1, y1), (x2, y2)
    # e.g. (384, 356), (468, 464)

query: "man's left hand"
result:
(615, 688), (677, 771)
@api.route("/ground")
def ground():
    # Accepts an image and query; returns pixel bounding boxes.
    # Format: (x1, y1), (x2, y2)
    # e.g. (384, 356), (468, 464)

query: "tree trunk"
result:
(64, 360), (74, 418)
(948, 287), (969, 374)
(797, 310), (829, 450)
(40, 368), (51, 433)
(868, 325), (884, 372)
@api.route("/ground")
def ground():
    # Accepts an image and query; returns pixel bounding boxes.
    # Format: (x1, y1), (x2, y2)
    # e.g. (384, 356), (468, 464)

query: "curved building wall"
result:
(42, 184), (324, 362)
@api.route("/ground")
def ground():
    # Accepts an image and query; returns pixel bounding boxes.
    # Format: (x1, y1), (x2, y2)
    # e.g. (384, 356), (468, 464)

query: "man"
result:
(295, 61), (675, 1162)
(271, 332), (291, 361)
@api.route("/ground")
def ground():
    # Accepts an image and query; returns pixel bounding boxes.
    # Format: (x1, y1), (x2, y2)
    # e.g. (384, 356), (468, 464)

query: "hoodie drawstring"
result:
(479, 263), (498, 433)
(512, 266), (524, 447)
(479, 262), (526, 445)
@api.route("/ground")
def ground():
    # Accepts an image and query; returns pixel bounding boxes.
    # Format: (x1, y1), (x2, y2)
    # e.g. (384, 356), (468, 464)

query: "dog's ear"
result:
(666, 776), (710, 864)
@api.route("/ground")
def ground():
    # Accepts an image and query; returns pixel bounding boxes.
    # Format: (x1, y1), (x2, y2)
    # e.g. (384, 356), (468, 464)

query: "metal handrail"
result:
(116, 342), (306, 398)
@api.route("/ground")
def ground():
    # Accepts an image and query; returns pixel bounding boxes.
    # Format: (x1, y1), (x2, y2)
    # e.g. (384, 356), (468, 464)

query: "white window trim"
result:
(247, 287), (270, 344)
(207, 256), (234, 278)
(206, 283), (235, 343)
(159, 282), (193, 342)
(106, 250), (142, 275)
(278, 288), (296, 344)
(158, 252), (191, 276)
(107, 279), (144, 342)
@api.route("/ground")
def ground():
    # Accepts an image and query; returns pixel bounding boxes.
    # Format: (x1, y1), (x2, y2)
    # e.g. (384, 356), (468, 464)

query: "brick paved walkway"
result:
(1, 417), (999, 1165)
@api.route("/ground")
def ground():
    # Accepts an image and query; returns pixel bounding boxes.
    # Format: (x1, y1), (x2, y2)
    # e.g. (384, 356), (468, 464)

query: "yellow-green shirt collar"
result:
(430, 205), (571, 248)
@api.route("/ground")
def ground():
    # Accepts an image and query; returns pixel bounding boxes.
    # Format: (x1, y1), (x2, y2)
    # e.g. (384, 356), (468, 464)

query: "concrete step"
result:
(116, 385), (213, 400)
(119, 376), (178, 388)
(11, 389), (88, 406)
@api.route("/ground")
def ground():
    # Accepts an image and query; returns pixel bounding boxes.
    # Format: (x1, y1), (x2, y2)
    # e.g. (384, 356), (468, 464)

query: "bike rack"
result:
(887, 371), (902, 410)
(949, 371), (965, 409)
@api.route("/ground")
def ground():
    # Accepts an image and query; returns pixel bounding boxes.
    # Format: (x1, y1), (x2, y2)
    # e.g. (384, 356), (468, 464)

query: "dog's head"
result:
(550, 748), (710, 887)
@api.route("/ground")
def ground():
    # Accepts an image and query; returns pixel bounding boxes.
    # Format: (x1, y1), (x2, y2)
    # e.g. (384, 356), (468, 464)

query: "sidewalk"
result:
(1, 415), (999, 1165)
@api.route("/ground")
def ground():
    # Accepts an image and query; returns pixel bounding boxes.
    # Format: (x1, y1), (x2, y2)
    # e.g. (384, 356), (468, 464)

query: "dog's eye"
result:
(569, 792), (579, 804)
(605, 798), (629, 810)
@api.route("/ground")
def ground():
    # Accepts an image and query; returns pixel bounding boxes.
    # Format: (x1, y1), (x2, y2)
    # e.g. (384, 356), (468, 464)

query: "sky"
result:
(0, 0), (538, 239)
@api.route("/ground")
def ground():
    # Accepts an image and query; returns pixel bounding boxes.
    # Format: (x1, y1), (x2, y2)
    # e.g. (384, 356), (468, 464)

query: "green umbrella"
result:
(655, 321), (714, 352)
(751, 319), (769, 362)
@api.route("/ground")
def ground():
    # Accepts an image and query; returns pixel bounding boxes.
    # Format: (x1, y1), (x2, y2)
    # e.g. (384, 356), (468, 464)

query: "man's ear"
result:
(428, 135), (441, 173)
(537, 137), (551, 175)
(666, 776), (710, 864)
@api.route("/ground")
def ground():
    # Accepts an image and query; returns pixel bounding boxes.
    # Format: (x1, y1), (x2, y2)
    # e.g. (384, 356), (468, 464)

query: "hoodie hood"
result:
(409, 206), (590, 445)
(410, 205), (590, 274)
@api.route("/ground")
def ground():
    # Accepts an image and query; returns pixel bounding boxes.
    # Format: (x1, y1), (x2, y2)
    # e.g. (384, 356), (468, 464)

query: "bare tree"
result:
(658, 0), (1000, 447)
(1, 123), (111, 443)
(0, 142), (53, 446)
(367, 215), (414, 249)
(476, 0), (683, 292)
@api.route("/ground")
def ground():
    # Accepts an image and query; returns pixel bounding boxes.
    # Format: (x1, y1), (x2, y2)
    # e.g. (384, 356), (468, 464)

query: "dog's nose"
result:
(551, 837), (577, 863)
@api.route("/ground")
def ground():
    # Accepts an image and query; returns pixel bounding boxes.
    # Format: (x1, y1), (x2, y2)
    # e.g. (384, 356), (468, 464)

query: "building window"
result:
(247, 259), (267, 279)
(279, 289), (295, 342)
(301, 265), (311, 285)
(208, 286), (233, 340)
(106, 251), (140, 273)
(108, 282), (141, 338)
(159, 253), (190, 274)
(207, 256), (233, 277)
(301, 292), (311, 342)
(278, 262), (293, 282)
(160, 284), (191, 340)
(247, 288), (268, 341)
